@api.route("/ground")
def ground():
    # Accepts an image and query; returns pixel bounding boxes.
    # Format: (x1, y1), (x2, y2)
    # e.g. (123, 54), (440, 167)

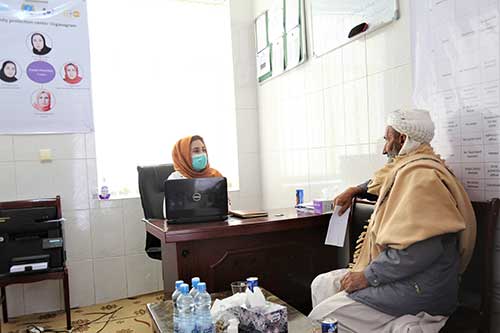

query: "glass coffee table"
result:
(147, 288), (320, 333)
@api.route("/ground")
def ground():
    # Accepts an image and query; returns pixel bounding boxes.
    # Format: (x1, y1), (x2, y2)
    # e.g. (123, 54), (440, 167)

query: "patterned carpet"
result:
(1, 291), (164, 333)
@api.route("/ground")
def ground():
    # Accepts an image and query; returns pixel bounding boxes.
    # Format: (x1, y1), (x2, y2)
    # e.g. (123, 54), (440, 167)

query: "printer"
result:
(0, 203), (65, 277)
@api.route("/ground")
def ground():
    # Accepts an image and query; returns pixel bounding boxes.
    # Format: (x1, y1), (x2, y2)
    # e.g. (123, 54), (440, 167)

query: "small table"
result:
(0, 267), (71, 330)
(147, 288), (320, 333)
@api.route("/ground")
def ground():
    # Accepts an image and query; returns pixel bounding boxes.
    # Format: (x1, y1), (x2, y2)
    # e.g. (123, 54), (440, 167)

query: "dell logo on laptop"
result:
(192, 193), (202, 202)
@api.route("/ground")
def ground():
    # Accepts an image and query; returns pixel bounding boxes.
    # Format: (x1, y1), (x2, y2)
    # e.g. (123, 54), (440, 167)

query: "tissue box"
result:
(230, 303), (288, 333)
(313, 199), (333, 213)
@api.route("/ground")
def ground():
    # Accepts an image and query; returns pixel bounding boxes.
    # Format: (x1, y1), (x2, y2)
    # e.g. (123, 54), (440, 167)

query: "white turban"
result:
(387, 109), (435, 155)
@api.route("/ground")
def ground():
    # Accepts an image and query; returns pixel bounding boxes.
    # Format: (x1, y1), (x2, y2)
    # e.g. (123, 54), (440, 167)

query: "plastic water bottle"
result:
(194, 282), (214, 333)
(190, 277), (201, 298)
(172, 280), (184, 333)
(177, 283), (195, 333)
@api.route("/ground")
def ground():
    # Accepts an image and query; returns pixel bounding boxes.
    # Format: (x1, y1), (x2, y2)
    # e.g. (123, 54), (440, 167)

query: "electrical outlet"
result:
(39, 148), (52, 161)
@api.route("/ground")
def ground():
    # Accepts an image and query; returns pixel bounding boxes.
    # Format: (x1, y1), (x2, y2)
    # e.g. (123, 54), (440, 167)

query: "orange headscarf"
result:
(172, 135), (223, 179)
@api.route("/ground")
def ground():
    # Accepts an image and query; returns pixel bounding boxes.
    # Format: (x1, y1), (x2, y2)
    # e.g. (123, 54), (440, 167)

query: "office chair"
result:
(348, 198), (500, 333)
(137, 164), (175, 260)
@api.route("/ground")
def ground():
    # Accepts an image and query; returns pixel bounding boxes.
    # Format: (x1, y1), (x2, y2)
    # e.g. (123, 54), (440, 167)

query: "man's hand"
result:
(340, 271), (369, 293)
(333, 187), (361, 216)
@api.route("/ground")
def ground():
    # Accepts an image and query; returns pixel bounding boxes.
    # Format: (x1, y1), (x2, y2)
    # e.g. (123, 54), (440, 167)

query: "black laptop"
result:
(164, 177), (228, 224)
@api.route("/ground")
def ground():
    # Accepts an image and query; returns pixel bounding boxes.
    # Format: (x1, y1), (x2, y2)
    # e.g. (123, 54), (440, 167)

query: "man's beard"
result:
(386, 142), (402, 162)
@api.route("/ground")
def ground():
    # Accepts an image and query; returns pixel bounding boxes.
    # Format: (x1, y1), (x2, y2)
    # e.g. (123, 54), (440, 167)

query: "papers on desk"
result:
(325, 206), (350, 247)
(230, 210), (268, 218)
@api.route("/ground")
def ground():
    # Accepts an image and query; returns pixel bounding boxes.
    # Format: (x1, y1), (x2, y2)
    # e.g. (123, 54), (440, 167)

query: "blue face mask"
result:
(192, 153), (208, 171)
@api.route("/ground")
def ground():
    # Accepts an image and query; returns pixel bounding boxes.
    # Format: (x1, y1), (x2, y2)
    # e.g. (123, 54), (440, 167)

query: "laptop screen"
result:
(164, 177), (228, 221)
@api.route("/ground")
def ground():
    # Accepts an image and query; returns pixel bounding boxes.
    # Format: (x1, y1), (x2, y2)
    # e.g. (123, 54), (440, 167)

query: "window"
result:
(87, 0), (239, 198)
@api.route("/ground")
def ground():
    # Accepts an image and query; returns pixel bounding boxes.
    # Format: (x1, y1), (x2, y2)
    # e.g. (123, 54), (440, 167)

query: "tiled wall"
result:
(252, 2), (500, 330)
(254, 0), (413, 209)
(230, 0), (262, 211)
(0, 134), (155, 316)
(0, 0), (261, 317)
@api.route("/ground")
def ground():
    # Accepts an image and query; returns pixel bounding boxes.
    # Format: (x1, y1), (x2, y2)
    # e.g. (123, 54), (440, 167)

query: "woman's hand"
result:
(340, 271), (369, 293)
(333, 187), (361, 216)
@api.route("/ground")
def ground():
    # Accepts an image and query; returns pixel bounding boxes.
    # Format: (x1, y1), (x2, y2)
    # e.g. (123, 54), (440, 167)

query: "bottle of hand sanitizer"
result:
(99, 178), (110, 200)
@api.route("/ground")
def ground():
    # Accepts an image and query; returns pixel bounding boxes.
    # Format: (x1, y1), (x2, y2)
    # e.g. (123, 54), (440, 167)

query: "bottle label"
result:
(173, 318), (179, 333)
(194, 323), (213, 333)
(99, 185), (110, 200)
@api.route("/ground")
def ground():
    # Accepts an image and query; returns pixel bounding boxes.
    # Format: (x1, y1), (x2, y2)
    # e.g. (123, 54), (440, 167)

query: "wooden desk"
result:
(145, 208), (337, 313)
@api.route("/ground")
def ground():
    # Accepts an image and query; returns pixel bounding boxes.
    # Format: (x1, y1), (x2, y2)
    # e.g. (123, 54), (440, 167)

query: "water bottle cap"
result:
(180, 283), (189, 294)
(191, 277), (200, 287)
(246, 277), (259, 292)
(197, 282), (206, 292)
(175, 280), (184, 289)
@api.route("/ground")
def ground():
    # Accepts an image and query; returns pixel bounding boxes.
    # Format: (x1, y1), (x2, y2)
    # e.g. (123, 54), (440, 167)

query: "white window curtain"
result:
(87, 0), (239, 197)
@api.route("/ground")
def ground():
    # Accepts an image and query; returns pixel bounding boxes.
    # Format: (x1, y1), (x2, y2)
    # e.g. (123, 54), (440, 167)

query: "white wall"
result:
(1, 135), (155, 316)
(0, 0), (261, 317)
(255, 0), (413, 209)
(230, 0), (263, 211)
(253, 3), (500, 332)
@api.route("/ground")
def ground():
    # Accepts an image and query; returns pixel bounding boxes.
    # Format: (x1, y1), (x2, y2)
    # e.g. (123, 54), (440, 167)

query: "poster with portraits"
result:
(0, 0), (93, 133)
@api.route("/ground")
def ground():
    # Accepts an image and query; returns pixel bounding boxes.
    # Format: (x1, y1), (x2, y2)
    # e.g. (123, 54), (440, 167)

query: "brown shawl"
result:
(351, 144), (476, 274)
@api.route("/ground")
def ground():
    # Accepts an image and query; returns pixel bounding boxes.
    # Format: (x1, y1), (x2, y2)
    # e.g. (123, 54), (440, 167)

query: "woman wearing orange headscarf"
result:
(163, 135), (223, 217)
(168, 135), (222, 179)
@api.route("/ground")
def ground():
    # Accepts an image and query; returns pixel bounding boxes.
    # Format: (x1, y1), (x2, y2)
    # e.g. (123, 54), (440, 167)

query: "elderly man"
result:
(309, 109), (476, 332)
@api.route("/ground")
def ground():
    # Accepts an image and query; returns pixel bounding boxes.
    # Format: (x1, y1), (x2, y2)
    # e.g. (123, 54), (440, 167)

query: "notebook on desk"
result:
(164, 177), (228, 224)
(230, 209), (268, 218)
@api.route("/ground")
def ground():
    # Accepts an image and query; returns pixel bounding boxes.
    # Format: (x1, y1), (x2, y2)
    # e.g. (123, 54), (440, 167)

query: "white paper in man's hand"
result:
(325, 206), (350, 247)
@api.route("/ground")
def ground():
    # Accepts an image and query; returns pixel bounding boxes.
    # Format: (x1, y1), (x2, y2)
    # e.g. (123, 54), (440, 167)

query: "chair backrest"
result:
(459, 199), (500, 317)
(137, 164), (175, 260)
(348, 198), (500, 321)
(348, 199), (375, 264)
(137, 164), (175, 219)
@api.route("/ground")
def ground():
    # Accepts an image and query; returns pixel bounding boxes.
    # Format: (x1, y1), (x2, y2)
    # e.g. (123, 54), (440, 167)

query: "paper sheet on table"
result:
(256, 13), (268, 52)
(325, 206), (350, 247)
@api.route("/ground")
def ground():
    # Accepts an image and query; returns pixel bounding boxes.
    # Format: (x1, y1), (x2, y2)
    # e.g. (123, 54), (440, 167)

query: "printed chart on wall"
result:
(0, 0), (93, 133)
(411, 0), (500, 201)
